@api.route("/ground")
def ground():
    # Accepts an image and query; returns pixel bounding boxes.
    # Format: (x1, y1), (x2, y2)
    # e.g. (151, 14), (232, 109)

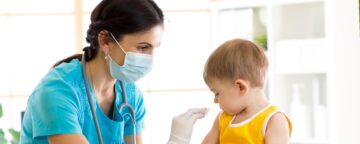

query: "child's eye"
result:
(214, 92), (219, 97)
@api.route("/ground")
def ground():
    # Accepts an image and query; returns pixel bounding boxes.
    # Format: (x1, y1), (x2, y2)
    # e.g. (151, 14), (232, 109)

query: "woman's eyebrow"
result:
(137, 42), (153, 47)
(137, 42), (161, 47)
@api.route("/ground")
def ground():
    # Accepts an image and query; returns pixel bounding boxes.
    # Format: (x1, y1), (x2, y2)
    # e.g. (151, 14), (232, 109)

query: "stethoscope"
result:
(81, 53), (136, 144)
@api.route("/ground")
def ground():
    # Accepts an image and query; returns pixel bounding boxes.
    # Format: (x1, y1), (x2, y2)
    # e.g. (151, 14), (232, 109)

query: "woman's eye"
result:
(137, 45), (150, 51)
(214, 93), (219, 97)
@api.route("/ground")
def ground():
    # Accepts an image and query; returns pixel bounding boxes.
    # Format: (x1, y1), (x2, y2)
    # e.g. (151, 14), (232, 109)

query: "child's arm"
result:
(264, 112), (291, 144)
(201, 112), (221, 144)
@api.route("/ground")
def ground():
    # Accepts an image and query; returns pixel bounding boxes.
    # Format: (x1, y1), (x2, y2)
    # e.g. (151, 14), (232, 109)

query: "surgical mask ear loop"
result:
(110, 33), (127, 54)
(109, 33), (128, 68)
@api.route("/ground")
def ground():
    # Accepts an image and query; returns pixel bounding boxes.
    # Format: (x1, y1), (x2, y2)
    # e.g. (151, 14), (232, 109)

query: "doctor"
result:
(20, 0), (207, 143)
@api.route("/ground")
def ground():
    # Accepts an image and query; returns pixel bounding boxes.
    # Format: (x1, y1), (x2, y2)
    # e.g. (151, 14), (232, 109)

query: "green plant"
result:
(8, 129), (19, 144)
(254, 33), (267, 50)
(0, 104), (20, 144)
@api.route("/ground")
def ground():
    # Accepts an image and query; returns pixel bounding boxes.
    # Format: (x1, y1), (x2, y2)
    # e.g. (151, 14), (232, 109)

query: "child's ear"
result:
(235, 79), (249, 96)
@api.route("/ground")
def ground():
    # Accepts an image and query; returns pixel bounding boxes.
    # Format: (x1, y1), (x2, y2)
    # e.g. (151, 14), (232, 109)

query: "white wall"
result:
(329, 0), (360, 143)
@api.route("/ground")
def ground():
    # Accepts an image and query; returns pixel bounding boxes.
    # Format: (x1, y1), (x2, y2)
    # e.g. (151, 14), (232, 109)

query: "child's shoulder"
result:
(264, 106), (292, 137)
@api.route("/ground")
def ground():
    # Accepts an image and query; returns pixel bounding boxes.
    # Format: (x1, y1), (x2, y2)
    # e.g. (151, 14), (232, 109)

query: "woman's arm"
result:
(48, 134), (88, 144)
(202, 112), (220, 144)
(49, 132), (143, 144)
(264, 113), (290, 144)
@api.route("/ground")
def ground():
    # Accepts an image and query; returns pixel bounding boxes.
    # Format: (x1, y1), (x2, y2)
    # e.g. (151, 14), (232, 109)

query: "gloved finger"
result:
(183, 108), (208, 118)
(189, 112), (207, 124)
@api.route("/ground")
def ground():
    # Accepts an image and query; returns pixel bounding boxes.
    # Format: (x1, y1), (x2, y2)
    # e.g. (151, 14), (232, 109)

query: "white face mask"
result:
(107, 33), (153, 82)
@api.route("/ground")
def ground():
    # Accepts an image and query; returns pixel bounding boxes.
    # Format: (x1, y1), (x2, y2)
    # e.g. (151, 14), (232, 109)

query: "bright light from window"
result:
(7, 0), (73, 13)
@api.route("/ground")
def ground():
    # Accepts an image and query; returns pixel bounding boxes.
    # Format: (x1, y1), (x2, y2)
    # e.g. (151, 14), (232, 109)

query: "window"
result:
(0, 0), (76, 133)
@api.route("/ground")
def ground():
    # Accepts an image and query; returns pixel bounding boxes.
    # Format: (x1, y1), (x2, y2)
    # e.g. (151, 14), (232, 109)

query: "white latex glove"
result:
(167, 108), (208, 144)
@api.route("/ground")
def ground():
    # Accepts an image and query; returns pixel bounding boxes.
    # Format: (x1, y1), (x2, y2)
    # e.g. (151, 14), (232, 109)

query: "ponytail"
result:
(52, 45), (99, 68)
(52, 54), (82, 68)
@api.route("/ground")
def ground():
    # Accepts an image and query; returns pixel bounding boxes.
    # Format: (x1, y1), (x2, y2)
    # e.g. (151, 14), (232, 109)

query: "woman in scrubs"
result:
(20, 0), (207, 143)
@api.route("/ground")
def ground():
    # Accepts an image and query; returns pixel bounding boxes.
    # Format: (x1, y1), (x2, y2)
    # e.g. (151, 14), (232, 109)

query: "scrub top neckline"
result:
(87, 79), (123, 124)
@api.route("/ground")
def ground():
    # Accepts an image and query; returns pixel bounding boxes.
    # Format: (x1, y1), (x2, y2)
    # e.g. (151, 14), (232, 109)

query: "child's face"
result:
(207, 78), (247, 115)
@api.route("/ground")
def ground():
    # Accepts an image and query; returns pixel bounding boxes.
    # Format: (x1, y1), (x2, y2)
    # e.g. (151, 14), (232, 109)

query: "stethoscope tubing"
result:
(82, 54), (104, 144)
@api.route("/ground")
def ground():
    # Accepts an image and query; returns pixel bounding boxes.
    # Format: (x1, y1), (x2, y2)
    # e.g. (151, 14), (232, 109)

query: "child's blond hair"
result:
(204, 39), (268, 87)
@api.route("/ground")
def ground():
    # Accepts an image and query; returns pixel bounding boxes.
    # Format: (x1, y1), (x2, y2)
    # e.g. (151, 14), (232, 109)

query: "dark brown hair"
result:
(203, 39), (268, 87)
(53, 0), (164, 67)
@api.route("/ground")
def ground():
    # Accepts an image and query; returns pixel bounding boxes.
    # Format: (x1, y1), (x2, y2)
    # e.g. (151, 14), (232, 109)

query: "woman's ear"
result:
(98, 30), (111, 54)
(235, 79), (249, 96)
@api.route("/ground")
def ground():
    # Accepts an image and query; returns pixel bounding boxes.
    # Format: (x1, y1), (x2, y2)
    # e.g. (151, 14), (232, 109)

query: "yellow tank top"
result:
(219, 105), (292, 144)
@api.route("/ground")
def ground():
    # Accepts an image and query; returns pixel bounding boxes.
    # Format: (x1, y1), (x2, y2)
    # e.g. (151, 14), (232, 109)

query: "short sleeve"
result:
(123, 85), (146, 135)
(30, 71), (82, 139)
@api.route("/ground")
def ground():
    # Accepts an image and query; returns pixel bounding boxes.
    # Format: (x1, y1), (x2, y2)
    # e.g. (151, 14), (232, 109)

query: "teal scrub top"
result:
(20, 59), (146, 144)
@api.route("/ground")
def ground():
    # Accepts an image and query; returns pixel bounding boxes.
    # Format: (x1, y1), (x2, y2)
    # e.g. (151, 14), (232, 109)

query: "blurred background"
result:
(0, 0), (359, 143)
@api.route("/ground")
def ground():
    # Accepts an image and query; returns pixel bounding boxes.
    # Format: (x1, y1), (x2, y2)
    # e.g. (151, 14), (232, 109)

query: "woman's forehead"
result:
(121, 25), (163, 46)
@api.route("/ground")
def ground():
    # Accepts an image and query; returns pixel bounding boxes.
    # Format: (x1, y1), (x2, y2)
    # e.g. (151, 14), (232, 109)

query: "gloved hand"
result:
(167, 108), (208, 144)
